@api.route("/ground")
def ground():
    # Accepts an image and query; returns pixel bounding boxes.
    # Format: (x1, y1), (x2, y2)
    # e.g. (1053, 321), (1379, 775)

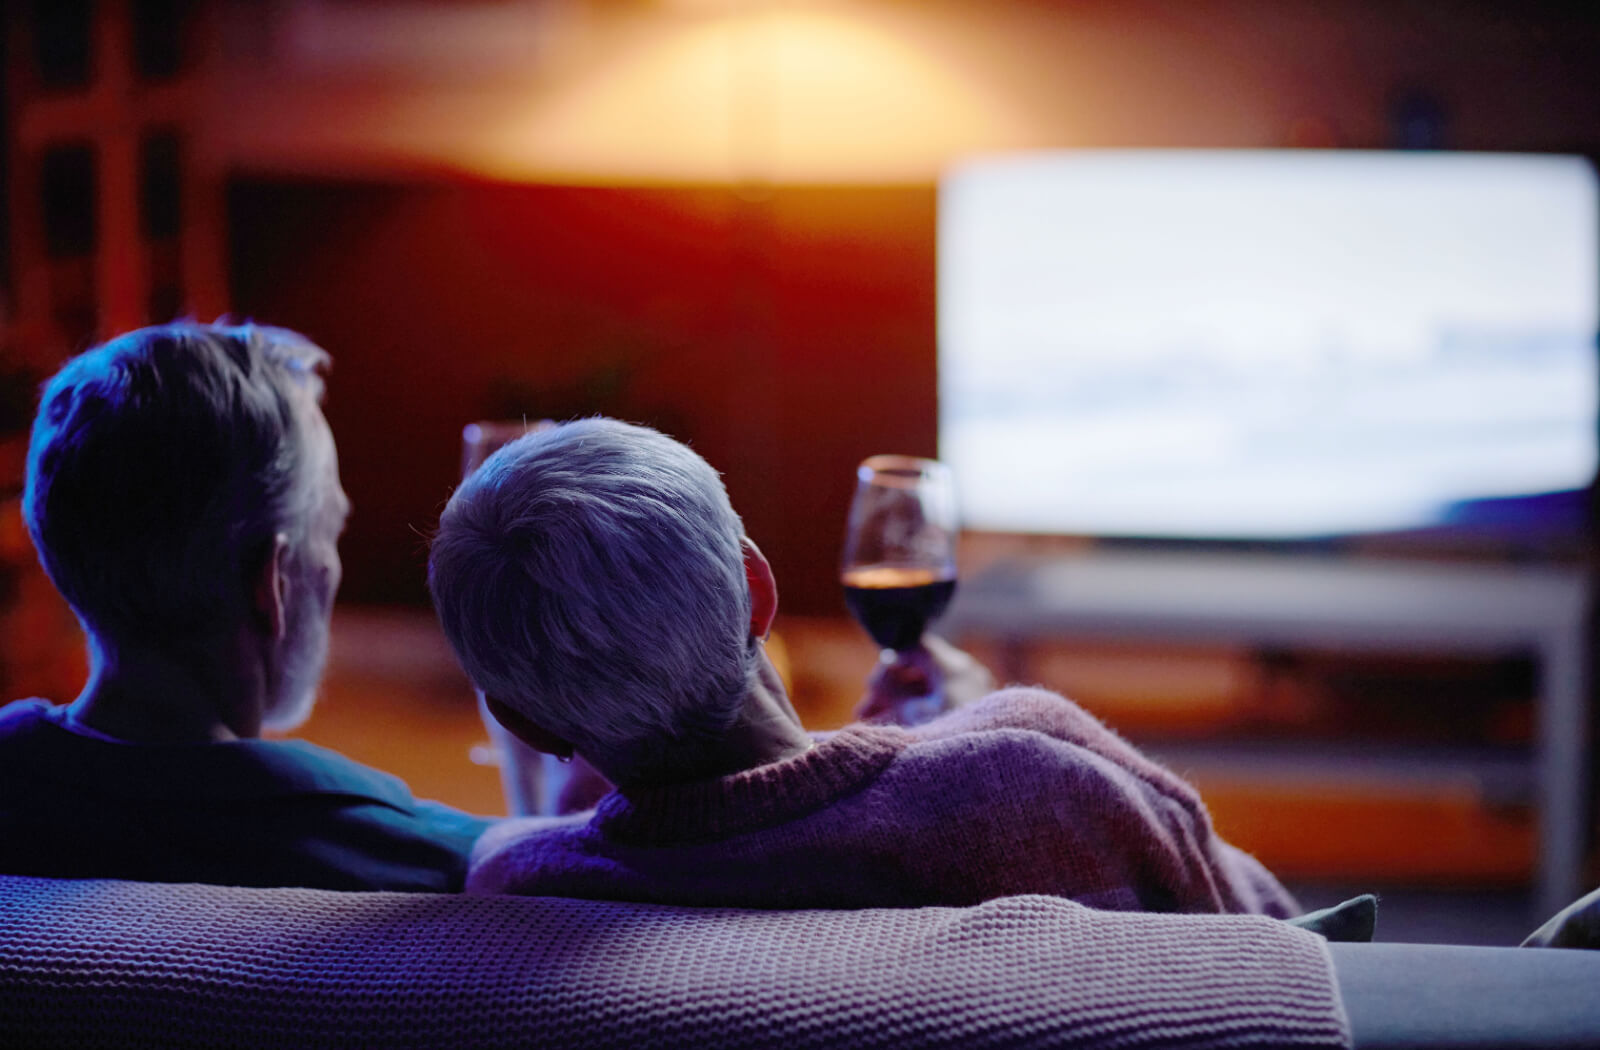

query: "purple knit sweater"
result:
(469, 688), (1299, 916)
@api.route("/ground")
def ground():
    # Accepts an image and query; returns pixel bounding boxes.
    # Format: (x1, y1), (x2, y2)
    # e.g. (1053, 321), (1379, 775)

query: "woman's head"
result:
(429, 418), (757, 784)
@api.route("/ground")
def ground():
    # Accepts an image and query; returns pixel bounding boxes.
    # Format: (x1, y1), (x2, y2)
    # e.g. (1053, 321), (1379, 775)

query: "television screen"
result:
(938, 150), (1599, 540)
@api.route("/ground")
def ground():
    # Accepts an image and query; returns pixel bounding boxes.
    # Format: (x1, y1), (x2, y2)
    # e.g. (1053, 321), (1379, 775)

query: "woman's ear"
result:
(742, 537), (778, 641)
(252, 533), (291, 641)
(485, 694), (574, 760)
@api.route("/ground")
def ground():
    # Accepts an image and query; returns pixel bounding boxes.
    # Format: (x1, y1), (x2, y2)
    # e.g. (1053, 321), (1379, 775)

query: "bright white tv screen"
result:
(938, 150), (1599, 539)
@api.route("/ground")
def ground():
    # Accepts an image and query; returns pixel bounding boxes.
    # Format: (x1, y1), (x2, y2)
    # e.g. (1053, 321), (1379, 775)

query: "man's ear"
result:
(252, 533), (291, 642)
(743, 536), (778, 641)
(485, 695), (574, 760)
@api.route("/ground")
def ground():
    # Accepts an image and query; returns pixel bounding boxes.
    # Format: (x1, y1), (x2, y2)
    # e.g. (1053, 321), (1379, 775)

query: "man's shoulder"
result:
(240, 737), (417, 802)
(231, 739), (489, 830)
(0, 704), (477, 823)
(258, 739), (495, 851)
(0, 705), (491, 891)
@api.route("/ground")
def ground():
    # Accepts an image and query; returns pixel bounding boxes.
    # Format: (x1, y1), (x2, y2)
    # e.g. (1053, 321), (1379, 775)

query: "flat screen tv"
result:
(938, 150), (1599, 545)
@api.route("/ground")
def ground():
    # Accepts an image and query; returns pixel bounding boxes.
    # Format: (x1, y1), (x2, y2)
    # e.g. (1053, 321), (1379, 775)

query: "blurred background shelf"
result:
(1149, 740), (1536, 885)
(942, 550), (1589, 916)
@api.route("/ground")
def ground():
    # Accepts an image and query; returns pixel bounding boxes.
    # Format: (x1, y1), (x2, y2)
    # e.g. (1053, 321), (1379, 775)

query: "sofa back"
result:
(0, 875), (1348, 1049)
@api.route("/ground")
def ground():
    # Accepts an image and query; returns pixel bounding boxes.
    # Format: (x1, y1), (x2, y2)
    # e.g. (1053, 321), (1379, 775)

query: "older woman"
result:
(430, 417), (1296, 916)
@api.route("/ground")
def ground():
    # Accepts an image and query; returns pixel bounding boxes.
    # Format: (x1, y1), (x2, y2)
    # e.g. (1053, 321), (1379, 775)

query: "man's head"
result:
(429, 418), (765, 784)
(23, 321), (347, 731)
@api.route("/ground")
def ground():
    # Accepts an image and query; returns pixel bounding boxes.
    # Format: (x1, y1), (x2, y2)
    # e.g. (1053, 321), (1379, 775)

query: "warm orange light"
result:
(472, 7), (1032, 184)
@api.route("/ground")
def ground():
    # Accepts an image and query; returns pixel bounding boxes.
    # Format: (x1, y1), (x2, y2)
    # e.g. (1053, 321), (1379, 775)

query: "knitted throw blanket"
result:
(0, 874), (1348, 1048)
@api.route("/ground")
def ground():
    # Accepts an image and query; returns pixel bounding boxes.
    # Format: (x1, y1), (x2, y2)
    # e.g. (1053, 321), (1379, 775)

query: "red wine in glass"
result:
(841, 565), (957, 652)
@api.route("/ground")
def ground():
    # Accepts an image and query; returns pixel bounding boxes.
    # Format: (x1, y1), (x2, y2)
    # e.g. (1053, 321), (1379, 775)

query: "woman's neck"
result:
(702, 670), (814, 779)
(602, 646), (813, 789)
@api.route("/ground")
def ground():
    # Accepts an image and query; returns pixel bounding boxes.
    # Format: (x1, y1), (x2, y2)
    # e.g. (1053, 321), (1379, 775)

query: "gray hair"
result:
(428, 418), (754, 781)
(23, 321), (330, 646)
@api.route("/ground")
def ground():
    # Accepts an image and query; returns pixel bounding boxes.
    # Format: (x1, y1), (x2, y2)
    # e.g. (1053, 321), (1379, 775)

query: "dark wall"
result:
(229, 179), (937, 614)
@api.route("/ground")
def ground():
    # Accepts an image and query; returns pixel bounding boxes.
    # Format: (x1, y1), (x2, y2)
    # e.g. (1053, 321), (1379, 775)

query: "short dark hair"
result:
(23, 321), (330, 644)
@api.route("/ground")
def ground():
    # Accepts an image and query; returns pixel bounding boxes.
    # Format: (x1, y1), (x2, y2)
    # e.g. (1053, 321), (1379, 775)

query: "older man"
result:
(0, 322), (490, 890)
(430, 417), (1298, 916)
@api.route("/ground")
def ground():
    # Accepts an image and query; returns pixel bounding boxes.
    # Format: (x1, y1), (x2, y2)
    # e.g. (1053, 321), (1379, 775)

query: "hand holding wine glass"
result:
(855, 634), (996, 725)
(841, 455), (960, 726)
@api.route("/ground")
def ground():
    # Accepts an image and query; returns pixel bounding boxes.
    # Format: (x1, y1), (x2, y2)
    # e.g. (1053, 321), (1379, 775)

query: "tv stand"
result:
(942, 549), (1590, 917)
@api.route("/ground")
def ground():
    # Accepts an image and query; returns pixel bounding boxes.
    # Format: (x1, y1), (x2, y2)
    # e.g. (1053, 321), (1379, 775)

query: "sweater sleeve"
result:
(924, 688), (1300, 918)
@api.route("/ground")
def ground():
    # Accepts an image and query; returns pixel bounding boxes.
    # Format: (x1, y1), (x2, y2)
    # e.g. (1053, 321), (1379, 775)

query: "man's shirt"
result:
(0, 699), (492, 891)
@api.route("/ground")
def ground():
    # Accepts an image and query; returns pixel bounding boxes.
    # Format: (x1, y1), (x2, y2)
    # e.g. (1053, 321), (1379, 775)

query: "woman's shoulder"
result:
(903, 687), (1203, 808)
(914, 686), (1113, 741)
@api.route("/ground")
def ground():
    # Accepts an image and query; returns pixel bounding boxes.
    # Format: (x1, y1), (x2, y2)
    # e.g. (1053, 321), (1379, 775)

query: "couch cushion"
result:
(0, 875), (1348, 1049)
(1327, 940), (1600, 1049)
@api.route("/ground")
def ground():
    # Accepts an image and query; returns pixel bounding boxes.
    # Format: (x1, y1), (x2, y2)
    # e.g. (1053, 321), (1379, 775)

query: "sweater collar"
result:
(594, 722), (910, 845)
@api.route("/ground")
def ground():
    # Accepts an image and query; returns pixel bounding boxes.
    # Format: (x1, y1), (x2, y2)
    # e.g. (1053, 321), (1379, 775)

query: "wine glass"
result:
(841, 455), (959, 726)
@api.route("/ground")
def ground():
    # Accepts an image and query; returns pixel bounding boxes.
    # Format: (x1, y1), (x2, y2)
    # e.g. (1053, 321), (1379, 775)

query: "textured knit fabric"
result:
(469, 688), (1298, 915)
(0, 873), (1351, 1049)
(0, 698), (492, 891)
